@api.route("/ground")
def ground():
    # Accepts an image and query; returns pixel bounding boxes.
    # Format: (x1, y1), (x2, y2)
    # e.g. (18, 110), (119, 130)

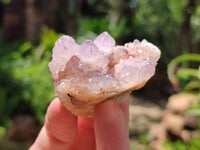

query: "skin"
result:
(29, 97), (130, 150)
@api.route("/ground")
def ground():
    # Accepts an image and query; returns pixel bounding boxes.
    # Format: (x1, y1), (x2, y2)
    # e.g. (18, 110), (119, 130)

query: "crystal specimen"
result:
(49, 32), (161, 117)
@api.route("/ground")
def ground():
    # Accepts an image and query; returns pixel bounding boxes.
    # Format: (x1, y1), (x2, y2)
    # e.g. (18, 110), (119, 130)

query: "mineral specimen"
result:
(49, 32), (161, 117)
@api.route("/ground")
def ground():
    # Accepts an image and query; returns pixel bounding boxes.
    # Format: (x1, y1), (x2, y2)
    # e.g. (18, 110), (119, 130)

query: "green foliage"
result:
(1, 0), (11, 4)
(76, 17), (128, 44)
(166, 53), (200, 149)
(186, 94), (200, 117)
(167, 53), (200, 92)
(0, 126), (6, 144)
(137, 132), (149, 147)
(0, 28), (62, 124)
(191, 5), (200, 50)
(163, 137), (200, 150)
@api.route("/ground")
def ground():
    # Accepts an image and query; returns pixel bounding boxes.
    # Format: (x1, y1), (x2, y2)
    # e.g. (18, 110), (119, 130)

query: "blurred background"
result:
(0, 0), (200, 149)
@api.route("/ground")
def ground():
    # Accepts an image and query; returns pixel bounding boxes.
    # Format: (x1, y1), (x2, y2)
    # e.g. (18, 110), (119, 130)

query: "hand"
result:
(29, 97), (130, 150)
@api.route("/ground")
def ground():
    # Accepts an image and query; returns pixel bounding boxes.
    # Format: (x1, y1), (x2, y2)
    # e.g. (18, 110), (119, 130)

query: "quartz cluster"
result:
(49, 32), (161, 116)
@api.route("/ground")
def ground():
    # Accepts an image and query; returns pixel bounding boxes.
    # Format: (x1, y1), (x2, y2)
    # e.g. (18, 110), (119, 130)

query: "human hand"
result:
(29, 97), (130, 150)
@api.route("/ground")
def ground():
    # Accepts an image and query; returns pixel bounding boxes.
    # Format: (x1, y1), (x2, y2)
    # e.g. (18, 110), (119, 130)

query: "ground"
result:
(129, 95), (167, 150)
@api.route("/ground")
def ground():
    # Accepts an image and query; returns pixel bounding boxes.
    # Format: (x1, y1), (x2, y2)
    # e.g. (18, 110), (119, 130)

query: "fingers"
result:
(94, 99), (130, 150)
(30, 97), (130, 150)
(29, 98), (78, 150)
(71, 117), (96, 150)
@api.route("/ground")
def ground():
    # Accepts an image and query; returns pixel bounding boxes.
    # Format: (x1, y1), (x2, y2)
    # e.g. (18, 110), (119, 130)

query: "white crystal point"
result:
(94, 31), (115, 55)
(115, 57), (155, 90)
(109, 46), (129, 66)
(78, 40), (109, 73)
(49, 32), (161, 116)
(125, 39), (161, 64)
(49, 35), (79, 80)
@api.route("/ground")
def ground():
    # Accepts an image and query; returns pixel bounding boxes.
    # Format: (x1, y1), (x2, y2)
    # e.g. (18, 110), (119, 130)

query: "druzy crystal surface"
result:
(49, 32), (161, 116)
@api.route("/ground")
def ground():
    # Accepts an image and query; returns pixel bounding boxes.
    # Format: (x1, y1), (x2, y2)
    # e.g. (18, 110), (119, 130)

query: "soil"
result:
(129, 95), (167, 150)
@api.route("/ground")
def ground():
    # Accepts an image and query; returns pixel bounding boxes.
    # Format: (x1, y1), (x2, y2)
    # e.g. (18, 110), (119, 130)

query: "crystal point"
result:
(94, 31), (115, 55)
